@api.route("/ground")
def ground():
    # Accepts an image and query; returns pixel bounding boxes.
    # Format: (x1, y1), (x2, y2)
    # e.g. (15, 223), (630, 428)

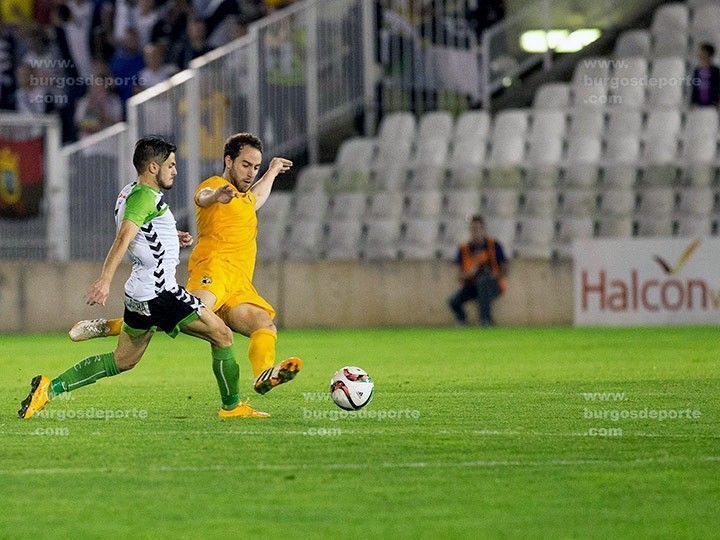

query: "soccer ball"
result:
(330, 366), (374, 411)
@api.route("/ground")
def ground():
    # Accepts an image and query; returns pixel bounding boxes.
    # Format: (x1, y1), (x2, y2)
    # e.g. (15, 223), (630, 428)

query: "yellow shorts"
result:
(186, 260), (276, 320)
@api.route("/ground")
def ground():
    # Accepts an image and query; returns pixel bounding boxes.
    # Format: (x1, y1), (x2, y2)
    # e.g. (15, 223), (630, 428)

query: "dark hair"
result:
(223, 133), (263, 165)
(471, 214), (485, 225)
(700, 42), (716, 57)
(133, 136), (177, 174)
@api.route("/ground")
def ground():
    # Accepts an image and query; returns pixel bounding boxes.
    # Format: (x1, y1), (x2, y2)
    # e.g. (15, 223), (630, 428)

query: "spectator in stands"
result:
(91, 1), (116, 63)
(62, 0), (94, 79)
(110, 27), (144, 104)
(0, 12), (18, 110)
(137, 42), (178, 90)
(171, 15), (211, 70)
(74, 60), (122, 138)
(691, 43), (720, 107)
(14, 64), (52, 114)
(448, 215), (507, 327)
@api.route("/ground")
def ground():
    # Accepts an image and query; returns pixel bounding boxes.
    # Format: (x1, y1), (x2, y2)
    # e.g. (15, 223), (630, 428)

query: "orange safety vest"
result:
(460, 238), (506, 292)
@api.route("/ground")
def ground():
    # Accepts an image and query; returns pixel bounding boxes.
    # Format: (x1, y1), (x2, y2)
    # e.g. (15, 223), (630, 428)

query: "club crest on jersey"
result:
(201, 275), (212, 285)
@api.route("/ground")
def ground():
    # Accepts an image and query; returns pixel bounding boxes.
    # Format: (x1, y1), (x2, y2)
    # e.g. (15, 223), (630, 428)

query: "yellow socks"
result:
(248, 329), (277, 377)
(107, 318), (123, 336)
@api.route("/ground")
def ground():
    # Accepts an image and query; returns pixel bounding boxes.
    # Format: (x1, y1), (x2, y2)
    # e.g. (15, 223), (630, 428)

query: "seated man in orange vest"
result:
(448, 215), (507, 326)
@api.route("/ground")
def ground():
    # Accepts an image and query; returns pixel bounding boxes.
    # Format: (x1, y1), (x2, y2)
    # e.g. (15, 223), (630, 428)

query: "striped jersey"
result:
(114, 182), (180, 301)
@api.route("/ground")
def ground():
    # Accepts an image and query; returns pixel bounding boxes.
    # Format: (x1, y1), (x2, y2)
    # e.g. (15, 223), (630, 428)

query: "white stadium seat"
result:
(485, 217), (516, 255)
(438, 219), (470, 259)
(362, 219), (401, 259)
(682, 108), (718, 140)
(675, 187), (713, 216)
(378, 111), (416, 147)
(610, 57), (648, 108)
(492, 109), (529, 139)
(256, 220), (286, 260)
(636, 187), (676, 217)
(283, 220), (324, 260)
(596, 216), (633, 238)
(642, 136), (679, 186)
(520, 189), (557, 218)
(258, 192), (292, 224)
(322, 220), (363, 260)
(398, 218), (440, 259)
(486, 136), (525, 187)
(417, 111), (454, 144)
(482, 188), (520, 217)
(614, 30), (651, 57)
(557, 188), (597, 216)
(603, 136), (641, 188)
(652, 30), (688, 58)
(446, 137), (487, 189)
(691, 3), (720, 32)
(554, 217), (595, 258)
(679, 138), (716, 186)
(606, 108), (643, 139)
(514, 217), (554, 258)
(651, 3), (689, 34)
(403, 191), (443, 218)
(563, 136), (602, 188)
(644, 110), (682, 141)
(327, 193), (368, 221)
(366, 191), (404, 220)
(453, 110), (491, 145)
(675, 216), (712, 236)
(647, 57), (686, 108)
(634, 215), (673, 237)
(295, 165), (333, 193)
(597, 189), (636, 217)
(442, 190), (480, 219)
(533, 83), (571, 109)
(569, 109), (605, 138)
(331, 137), (375, 192)
(292, 192), (328, 221)
(525, 136), (563, 187)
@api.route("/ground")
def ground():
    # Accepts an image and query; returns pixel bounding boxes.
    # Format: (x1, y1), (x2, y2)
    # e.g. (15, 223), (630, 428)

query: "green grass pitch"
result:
(1, 327), (719, 538)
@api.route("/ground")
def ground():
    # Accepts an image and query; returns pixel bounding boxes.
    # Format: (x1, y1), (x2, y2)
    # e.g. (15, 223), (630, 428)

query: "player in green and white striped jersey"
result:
(19, 137), (268, 420)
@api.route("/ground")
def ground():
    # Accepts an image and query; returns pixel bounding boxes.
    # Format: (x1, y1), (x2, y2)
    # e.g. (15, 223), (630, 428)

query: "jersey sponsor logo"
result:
(201, 275), (212, 285)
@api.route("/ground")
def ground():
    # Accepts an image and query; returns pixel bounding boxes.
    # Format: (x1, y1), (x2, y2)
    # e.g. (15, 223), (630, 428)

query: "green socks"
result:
(212, 345), (240, 410)
(48, 352), (120, 399)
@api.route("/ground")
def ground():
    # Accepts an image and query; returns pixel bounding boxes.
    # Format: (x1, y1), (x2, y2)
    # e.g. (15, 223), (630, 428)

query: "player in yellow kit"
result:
(70, 133), (301, 399)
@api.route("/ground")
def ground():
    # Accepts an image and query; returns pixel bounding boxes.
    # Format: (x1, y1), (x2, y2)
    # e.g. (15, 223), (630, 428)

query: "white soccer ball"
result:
(330, 366), (374, 411)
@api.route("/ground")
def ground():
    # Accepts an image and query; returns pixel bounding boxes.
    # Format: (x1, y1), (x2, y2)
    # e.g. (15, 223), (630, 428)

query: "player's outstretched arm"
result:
(251, 157), (292, 210)
(86, 219), (139, 306)
(195, 184), (238, 208)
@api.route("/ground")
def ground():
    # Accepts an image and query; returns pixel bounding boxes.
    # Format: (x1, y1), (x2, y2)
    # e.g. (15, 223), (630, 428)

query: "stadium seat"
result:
(644, 110), (682, 141)
(557, 188), (597, 216)
(403, 191), (443, 218)
(378, 111), (416, 147)
(485, 217), (516, 255)
(647, 57), (686, 107)
(398, 218), (440, 259)
(572, 56), (611, 86)
(486, 136), (525, 187)
(446, 137), (487, 189)
(292, 192), (329, 221)
(258, 192), (292, 224)
(492, 109), (529, 139)
(614, 30), (651, 57)
(406, 136), (449, 191)
(554, 217), (594, 258)
(597, 189), (636, 216)
(682, 108), (718, 140)
(514, 217), (554, 258)
(417, 111), (454, 144)
(372, 137), (413, 191)
(636, 187), (676, 217)
(675, 187), (713, 216)
(329, 137), (375, 192)
(533, 83), (571, 109)
(634, 215), (673, 236)
(602, 136), (641, 188)
(562, 136), (602, 188)
(520, 189), (557, 218)
(283, 220), (324, 260)
(529, 110), (567, 141)
(641, 135), (679, 185)
(652, 30), (689, 58)
(295, 165), (333, 193)
(691, 3), (720, 32)
(366, 191), (404, 219)
(256, 220), (286, 260)
(453, 110), (490, 145)
(679, 137), (716, 186)
(610, 57), (648, 108)
(595, 216), (633, 237)
(651, 3), (689, 34)
(442, 190), (480, 219)
(568, 109), (605, 139)
(438, 219), (469, 259)
(606, 108), (643, 139)
(525, 136), (563, 187)
(482, 188), (520, 217)
(327, 193), (368, 221)
(675, 216), (712, 236)
(361, 219), (401, 259)
(321, 220), (363, 260)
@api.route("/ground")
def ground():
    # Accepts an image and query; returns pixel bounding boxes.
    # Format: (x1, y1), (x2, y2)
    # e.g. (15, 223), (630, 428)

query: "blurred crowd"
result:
(0, 0), (297, 143)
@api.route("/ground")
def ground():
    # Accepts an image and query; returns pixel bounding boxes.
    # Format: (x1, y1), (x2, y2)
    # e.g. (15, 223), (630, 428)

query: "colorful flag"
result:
(0, 136), (44, 219)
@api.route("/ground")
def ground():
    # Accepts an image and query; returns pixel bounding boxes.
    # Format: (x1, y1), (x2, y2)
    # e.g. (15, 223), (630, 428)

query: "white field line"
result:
(0, 456), (719, 476)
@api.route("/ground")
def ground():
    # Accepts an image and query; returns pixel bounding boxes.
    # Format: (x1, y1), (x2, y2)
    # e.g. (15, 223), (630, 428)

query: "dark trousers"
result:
(448, 275), (502, 325)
